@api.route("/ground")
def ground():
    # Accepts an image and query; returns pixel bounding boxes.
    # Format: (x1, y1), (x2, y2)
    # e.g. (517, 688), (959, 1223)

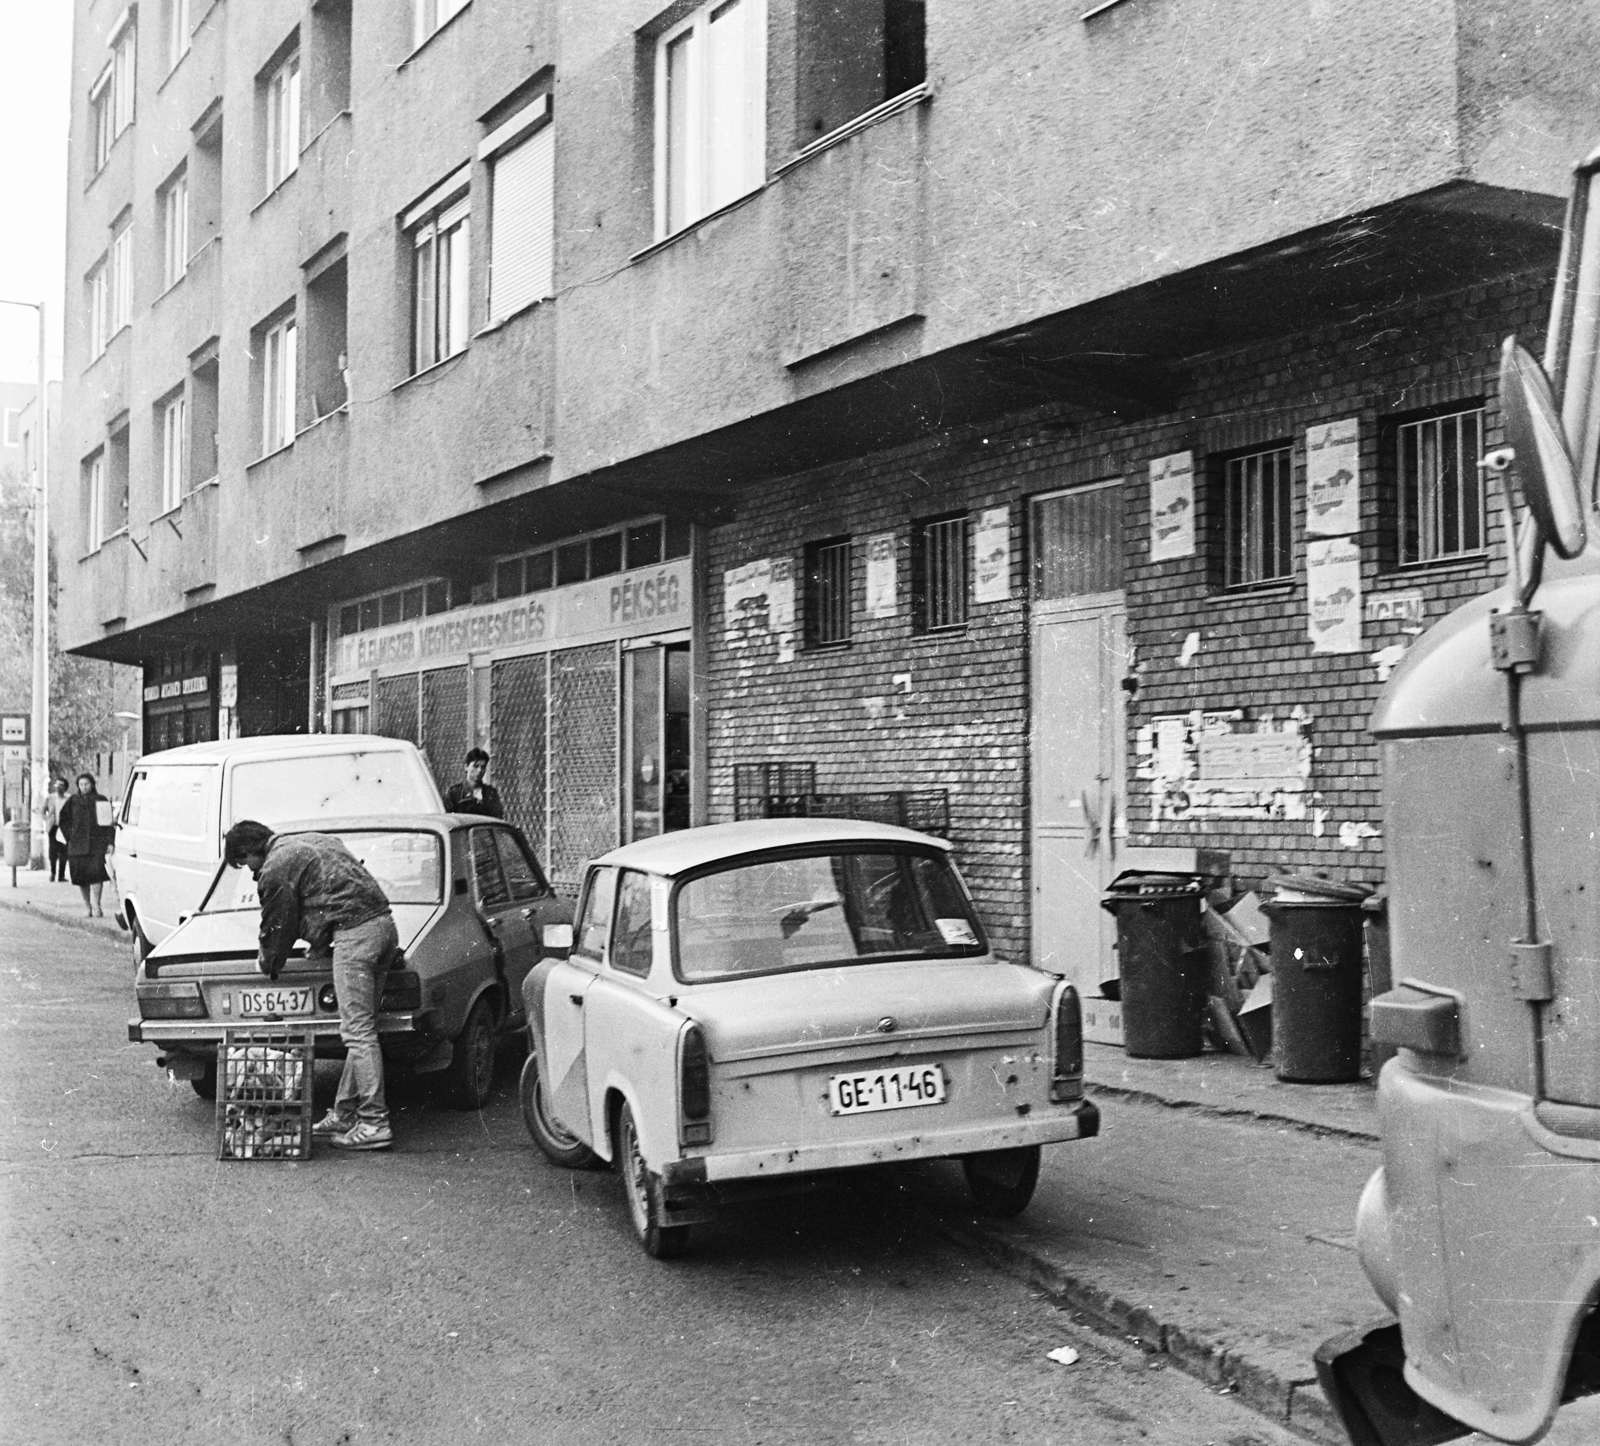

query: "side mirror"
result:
(1499, 337), (1587, 560)
(542, 922), (573, 951)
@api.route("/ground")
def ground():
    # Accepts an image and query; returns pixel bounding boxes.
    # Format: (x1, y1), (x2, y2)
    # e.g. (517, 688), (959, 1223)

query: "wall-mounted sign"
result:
(865, 532), (897, 618)
(1149, 451), (1195, 561)
(972, 506), (1010, 603)
(1305, 418), (1360, 536)
(1307, 536), (1362, 654)
(1366, 591), (1424, 624)
(159, 681), (182, 699)
(724, 556), (796, 664)
(219, 663), (238, 708)
(142, 685), (161, 702)
(331, 557), (692, 678)
(1137, 710), (1312, 821)
(0, 716), (25, 744)
(181, 675), (209, 695)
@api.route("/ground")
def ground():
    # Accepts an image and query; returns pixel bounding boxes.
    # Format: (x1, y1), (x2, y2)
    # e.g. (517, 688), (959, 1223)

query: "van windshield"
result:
(673, 848), (986, 981)
(200, 830), (445, 913)
(228, 751), (438, 826)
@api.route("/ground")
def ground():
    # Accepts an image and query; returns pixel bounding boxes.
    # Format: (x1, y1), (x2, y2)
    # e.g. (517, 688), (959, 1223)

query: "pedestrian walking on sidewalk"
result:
(36, 778), (70, 882)
(58, 773), (115, 916)
(223, 820), (400, 1152)
(443, 748), (504, 818)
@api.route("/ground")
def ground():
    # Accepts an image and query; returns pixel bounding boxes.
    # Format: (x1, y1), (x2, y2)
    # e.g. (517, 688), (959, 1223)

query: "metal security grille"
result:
(1398, 407), (1484, 564)
(331, 681), (368, 702)
(550, 643), (618, 885)
(491, 654), (548, 860)
(916, 515), (968, 630)
(1032, 482), (1123, 597)
(805, 538), (851, 646)
(373, 673), (420, 745)
(1223, 446), (1294, 586)
(420, 666), (469, 794)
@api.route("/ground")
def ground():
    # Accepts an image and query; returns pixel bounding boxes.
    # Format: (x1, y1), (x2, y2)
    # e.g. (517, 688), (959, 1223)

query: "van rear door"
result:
(119, 763), (221, 945)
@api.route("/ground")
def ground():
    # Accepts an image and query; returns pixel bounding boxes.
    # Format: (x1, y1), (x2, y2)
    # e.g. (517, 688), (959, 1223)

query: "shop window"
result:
(589, 531), (623, 577)
(626, 520), (663, 569)
(654, 0), (768, 239)
(380, 593), (403, 627)
(340, 604), (359, 635)
(804, 537), (851, 647)
(556, 540), (587, 586)
(665, 517), (692, 559)
(526, 551), (553, 591)
(795, 0), (924, 146)
(496, 557), (525, 599)
(403, 587), (425, 620)
(1392, 404), (1485, 565)
(1220, 444), (1294, 587)
(359, 597), (380, 631)
(425, 580), (450, 614)
(911, 513), (968, 633)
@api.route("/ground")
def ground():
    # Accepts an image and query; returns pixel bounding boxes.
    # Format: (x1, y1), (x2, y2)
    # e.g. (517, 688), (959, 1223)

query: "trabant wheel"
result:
(618, 1102), (690, 1259)
(520, 1053), (600, 1168)
(191, 1056), (218, 1101)
(962, 1145), (1041, 1217)
(448, 998), (497, 1111)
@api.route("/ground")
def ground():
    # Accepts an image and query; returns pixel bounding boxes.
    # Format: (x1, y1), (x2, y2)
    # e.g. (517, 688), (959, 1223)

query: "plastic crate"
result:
(215, 1027), (315, 1161)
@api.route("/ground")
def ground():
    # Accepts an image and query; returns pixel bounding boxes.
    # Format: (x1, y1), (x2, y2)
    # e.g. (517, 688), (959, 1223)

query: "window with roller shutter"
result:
(480, 93), (554, 323)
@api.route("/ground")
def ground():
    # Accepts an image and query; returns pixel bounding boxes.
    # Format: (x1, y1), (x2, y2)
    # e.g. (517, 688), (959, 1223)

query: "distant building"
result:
(0, 381), (37, 472)
(53, 1), (1600, 1018)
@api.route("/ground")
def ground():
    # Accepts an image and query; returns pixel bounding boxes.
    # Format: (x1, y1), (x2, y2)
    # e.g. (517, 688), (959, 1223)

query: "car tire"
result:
(962, 1145), (1041, 1217)
(191, 1056), (218, 1101)
(447, 998), (497, 1111)
(618, 1101), (690, 1259)
(129, 916), (152, 972)
(520, 1053), (600, 1168)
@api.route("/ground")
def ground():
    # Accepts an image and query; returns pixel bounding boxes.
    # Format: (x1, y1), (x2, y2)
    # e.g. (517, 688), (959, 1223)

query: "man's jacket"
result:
(257, 832), (392, 977)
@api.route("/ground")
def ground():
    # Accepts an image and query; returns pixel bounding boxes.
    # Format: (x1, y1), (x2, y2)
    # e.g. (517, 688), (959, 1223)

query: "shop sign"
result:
(1149, 451), (1195, 561)
(332, 558), (691, 677)
(160, 682), (182, 699)
(181, 675), (208, 695)
(972, 507), (1010, 603)
(142, 685), (161, 702)
(219, 663), (238, 708)
(1307, 536), (1362, 653)
(864, 533), (897, 618)
(1305, 418), (1360, 536)
(1366, 591), (1424, 624)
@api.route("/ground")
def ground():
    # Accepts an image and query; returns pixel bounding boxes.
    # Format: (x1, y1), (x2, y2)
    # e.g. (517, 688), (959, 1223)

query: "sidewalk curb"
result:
(0, 890), (128, 947)
(1086, 1081), (1381, 1145)
(933, 1213), (1345, 1446)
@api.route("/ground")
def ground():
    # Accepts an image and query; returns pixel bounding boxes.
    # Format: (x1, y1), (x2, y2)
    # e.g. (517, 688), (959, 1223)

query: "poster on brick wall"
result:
(1305, 417), (1360, 536)
(1307, 536), (1363, 653)
(1149, 451), (1195, 561)
(972, 506), (1010, 603)
(723, 557), (797, 663)
(865, 532), (897, 618)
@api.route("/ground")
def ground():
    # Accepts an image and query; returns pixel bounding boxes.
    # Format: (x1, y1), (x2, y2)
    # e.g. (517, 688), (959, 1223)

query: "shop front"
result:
(327, 549), (696, 886)
(141, 648), (218, 753)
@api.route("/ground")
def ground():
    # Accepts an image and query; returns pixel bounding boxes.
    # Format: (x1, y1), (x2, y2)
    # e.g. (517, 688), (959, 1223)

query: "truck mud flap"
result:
(1314, 1320), (1469, 1446)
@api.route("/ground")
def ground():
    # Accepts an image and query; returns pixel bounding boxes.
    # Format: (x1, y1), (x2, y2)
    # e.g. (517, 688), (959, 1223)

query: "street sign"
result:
(1, 716), (26, 745)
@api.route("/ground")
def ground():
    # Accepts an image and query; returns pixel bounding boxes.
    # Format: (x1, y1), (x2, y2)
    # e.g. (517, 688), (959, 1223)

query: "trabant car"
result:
(519, 818), (1099, 1257)
(130, 814), (572, 1107)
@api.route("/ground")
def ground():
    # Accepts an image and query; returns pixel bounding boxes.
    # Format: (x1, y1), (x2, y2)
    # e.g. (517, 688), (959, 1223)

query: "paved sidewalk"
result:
(926, 1044), (1383, 1445)
(0, 860), (130, 946)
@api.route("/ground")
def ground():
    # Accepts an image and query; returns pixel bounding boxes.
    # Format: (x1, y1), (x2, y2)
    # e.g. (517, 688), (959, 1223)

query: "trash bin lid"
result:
(1265, 872), (1374, 903)
(1102, 871), (1205, 908)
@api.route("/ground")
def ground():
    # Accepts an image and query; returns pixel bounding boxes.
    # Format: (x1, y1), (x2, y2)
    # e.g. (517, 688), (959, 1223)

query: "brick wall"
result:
(705, 266), (1552, 957)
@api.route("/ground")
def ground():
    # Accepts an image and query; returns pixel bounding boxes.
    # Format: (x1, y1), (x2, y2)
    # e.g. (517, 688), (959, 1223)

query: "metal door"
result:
(1030, 480), (1127, 1044)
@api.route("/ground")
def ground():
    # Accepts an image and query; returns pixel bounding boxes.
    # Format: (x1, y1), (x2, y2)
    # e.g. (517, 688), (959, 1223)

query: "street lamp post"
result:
(1, 298), (49, 868)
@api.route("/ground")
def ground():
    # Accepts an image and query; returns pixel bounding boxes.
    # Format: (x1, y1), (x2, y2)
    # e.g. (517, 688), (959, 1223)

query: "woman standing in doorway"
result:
(59, 773), (115, 916)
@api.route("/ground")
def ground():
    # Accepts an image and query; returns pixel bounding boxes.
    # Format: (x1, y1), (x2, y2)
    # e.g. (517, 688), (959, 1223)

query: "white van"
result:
(115, 735), (445, 960)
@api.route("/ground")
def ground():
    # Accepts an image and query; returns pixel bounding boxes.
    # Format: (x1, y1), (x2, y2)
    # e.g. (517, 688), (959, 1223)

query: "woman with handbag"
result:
(59, 773), (116, 917)
(36, 778), (70, 882)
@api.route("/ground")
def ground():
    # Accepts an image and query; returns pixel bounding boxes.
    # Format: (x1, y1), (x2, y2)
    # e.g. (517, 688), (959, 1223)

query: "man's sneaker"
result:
(312, 1110), (354, 1139)
(329, 1120), (393, 1151)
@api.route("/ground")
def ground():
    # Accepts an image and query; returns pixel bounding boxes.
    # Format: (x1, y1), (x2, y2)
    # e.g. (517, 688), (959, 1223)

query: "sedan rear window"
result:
(200, 831), (444, 912)
(674, 849), (985, 981)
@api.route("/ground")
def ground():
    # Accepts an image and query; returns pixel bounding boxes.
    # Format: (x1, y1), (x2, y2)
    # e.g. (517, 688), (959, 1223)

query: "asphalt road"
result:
(0, 907), (1315, 1446)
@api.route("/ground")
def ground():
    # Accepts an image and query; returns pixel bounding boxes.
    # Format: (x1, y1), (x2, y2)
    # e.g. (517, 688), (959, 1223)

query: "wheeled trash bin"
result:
(1100, 872), (1209, 1058)
(1261, 874), (1373, 1083)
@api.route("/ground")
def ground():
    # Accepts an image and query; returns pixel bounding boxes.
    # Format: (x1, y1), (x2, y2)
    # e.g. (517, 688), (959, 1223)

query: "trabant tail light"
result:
(679, 1023), (712, 1146)
(139, 982), (206, 1019)
(380, 969), (422, 1013)
(1050, 982), (1084, 1102)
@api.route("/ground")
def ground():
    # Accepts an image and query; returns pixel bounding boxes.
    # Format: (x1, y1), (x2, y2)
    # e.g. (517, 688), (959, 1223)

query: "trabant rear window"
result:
(199, 831), (445, 912)
(673, 848), (985, 981)
(227, 750), (438, 826)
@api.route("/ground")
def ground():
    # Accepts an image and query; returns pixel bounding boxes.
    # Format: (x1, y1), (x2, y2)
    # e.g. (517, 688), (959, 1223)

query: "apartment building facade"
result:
(56, 1), (1599, 994)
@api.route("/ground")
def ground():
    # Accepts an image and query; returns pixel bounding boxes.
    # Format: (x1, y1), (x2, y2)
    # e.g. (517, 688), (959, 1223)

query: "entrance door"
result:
(1030, 481), (1127, 1044)
(623, 642), (691, 842)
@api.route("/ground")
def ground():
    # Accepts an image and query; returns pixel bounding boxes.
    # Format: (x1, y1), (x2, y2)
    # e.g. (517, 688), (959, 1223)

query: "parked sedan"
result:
(520, 819), (1099, 1257)
(130, 814), (573, 1108)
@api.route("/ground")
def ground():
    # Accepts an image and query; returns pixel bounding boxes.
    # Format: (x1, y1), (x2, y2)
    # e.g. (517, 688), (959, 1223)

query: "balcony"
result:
(299, 111), (352, 262)
(293, 407), (348, 554)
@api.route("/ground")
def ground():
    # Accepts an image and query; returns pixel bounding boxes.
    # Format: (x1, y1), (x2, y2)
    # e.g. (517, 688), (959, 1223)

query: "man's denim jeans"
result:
(332, 914), (399, 1126)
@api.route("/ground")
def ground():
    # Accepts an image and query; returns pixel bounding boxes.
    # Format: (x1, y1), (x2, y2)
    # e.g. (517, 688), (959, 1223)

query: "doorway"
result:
(623, 641), (691, 842)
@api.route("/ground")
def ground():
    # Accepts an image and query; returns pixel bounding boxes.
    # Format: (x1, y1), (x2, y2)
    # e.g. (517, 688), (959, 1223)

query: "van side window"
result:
(575, 867), (618, 959)
(137, 765), (214, 837)
(122, 771), (145, 826)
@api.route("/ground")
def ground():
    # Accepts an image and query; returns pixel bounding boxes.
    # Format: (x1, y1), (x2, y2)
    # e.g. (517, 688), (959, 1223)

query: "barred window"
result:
(1222, 445), (1293, 587)
(805, 537), (851, 647)
(913, 514), (968, 632)
(1396, 406), (1484, 564)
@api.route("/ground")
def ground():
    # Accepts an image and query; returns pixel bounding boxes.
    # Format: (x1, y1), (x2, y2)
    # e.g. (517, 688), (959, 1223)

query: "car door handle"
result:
(569, 994), (584, 1007)
(520, 908), (534, 920)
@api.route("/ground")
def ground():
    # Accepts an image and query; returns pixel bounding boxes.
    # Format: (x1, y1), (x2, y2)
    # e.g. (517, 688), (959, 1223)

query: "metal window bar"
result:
(1224, 447), (1293, 585)
(809, 540), (851, 645)
(924, 516), (968, 629)
(1399, 409), (1483, 563)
